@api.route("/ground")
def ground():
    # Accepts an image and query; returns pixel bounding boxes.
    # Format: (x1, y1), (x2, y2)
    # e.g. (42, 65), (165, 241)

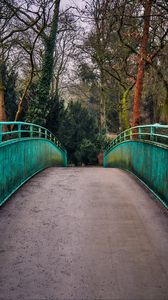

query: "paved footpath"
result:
(0, 167), (168, 300)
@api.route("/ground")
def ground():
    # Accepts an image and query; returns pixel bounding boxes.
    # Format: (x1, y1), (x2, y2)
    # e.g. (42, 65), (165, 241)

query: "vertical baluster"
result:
(45, 130), (47, 139)
(150, 126), (154, 141)
(38, 127), (41, 138)
(155, 126), (158, 142)
(30, 125), (33, 138)
(18, 123), (21, 138)
(138, 127), (142, 140)
(130, 129), (132, 140)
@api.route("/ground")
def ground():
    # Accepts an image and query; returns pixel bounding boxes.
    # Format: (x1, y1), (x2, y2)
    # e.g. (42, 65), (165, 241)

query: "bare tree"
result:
(0, 0), (47, 122)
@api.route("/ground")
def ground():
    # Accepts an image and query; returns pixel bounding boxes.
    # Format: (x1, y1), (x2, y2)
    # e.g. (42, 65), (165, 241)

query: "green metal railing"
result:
(104, 124), (168, 209)
(0, 121), (66, 154)
(0, 122), (67, 205)
(105, 124), (168, 156)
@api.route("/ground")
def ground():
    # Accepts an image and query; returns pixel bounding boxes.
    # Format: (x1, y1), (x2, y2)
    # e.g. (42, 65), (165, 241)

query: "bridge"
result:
(0, 122), (168, 300)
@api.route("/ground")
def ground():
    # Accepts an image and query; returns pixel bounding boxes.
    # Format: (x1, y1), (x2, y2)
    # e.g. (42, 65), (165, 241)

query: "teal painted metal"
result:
(104, 124), (168, 208)
(0, 122), (67, 206)
(105, 124), (168, 154)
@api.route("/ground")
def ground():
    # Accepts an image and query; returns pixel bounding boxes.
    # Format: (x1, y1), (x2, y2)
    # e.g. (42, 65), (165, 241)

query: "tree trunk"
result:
(132, 0), (153, 127)
(99, 69), (106, 129)
(163, 85), (168, 123)
(10, 76), (33, 130)
(0, 87), (6, 122)
(0, 61), (7, 127)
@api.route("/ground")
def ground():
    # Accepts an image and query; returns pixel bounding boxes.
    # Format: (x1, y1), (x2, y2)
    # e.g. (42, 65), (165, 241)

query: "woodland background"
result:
(0, 0), (168, 164)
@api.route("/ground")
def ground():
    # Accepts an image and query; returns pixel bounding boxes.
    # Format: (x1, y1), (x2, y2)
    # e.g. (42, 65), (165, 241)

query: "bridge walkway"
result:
(0, 167), (168, 300)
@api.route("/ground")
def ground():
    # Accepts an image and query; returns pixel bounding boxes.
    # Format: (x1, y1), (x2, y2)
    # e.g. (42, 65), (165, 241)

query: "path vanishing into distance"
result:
(0, 167), (168, 300)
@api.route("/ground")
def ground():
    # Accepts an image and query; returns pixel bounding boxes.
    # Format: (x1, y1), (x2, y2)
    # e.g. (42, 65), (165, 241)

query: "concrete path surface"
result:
(0, 167), (168, 300)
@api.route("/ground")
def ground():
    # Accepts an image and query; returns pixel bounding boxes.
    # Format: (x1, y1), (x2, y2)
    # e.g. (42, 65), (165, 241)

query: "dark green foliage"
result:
(142, 95), (155, 124)
(33, 40), (55, 125)
(4, 69), (18, 121)
(58, 101), (107, 165)
(25, 81), (41, 124)
(26, 76), (51, 125)
(78, 139), (98, 165)
(46, 94), (65, 136)
(106, 91), (120, 133)
(95, 129), (110, 150)
(24, 36), (57, 125)
(106, 108), (120, 133)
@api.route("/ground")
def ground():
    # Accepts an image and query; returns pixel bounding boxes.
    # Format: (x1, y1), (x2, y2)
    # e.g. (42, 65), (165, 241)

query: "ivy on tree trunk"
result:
(29, 0), (61, 125)
(0, 61), (7, 123)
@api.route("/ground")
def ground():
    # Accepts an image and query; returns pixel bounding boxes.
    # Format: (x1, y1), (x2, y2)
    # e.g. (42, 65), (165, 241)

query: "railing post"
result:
(45, 129), (47, 139)
(18, 123), (21, 138)
(50, 133), (52, 141)
(30, 125), (33, 138)
(0, 123), (2, 143)
(38, 127), (41, 138)
(155, 127), (158, 142)
(150, 126), (155, 141)
(130, 129), (132, 140)
(124, 131), (126, 141)
(138, 127), (142, 140)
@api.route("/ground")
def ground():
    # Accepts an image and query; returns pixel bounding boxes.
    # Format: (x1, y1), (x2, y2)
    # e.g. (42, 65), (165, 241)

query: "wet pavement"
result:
(0, 167), (168, 300)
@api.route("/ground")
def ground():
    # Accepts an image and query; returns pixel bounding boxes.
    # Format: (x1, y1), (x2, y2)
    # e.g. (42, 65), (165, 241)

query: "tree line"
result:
(0, 0), (168, 163)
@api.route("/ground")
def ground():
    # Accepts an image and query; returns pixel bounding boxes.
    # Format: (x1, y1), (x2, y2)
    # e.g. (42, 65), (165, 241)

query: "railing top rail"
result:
(122, 124), (168, 132)
(105, 124), (168, 155)
(0, 121), (52, 132)
(0, 121), (66, 153)
(0, 121), (61, 135)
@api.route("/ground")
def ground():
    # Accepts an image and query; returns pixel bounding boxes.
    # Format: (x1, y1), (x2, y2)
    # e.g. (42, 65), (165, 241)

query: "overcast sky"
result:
(60, 0), (85, 9)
